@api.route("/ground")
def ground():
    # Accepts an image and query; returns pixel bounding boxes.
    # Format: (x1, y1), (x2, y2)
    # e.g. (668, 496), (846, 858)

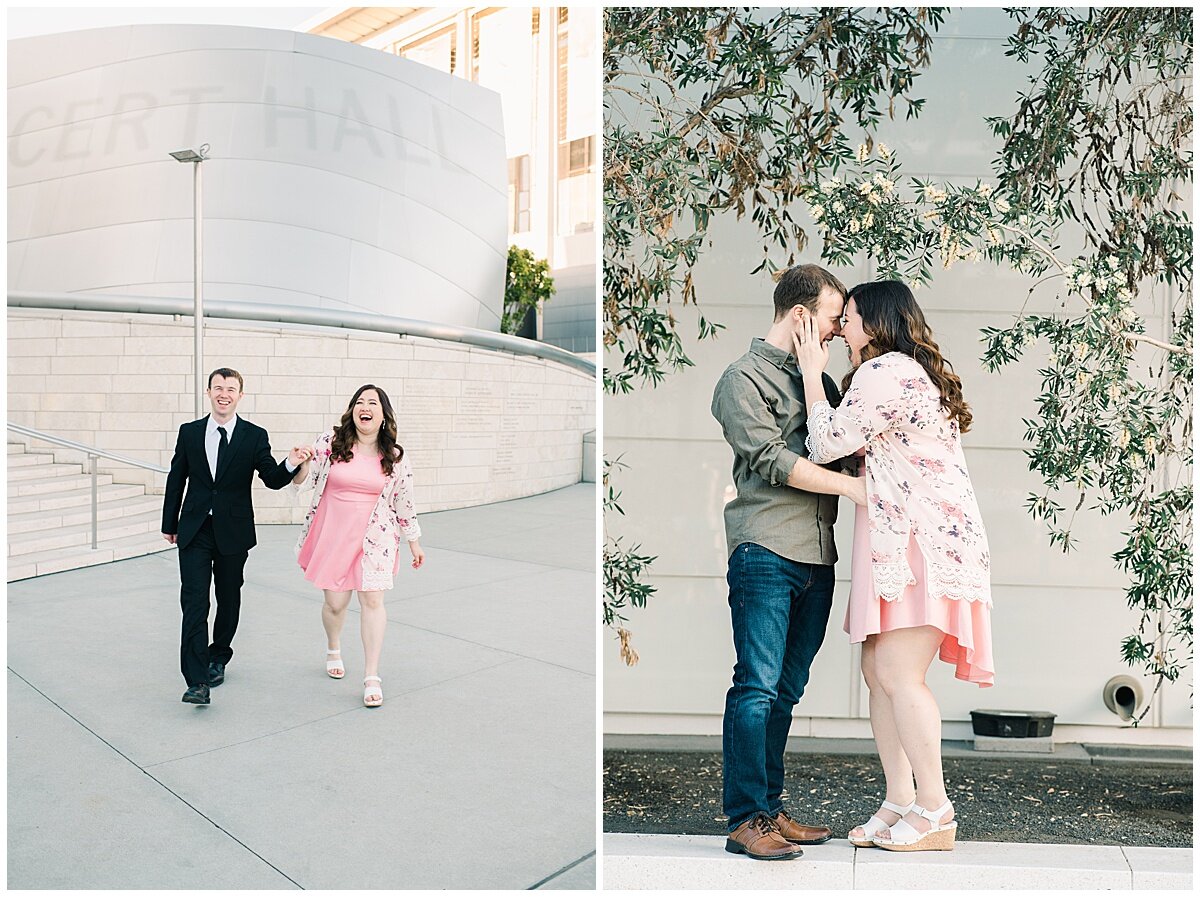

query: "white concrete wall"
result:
(8, 310), (595, 520)
(603, 8), (1190, 743)
(7, 24), (508, 330)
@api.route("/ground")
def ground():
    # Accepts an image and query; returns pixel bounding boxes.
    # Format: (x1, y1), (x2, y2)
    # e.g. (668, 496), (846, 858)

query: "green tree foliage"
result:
(603, 7), (1192, 704)
(604, 6), (948, 393)
(603, 456), (656, 667)
(603, 7), (947, 660)
(503, 246), (554, 336)
(805, 7), (1191, 716)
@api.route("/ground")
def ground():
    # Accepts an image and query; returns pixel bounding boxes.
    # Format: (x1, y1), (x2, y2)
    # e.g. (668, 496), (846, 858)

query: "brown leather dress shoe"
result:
(773, 810), (833, 845)
(724, 813), (804, 860)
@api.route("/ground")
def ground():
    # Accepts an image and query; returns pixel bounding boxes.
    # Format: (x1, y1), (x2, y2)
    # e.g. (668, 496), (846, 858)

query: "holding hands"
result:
(289, 445), (314, 484)
(791, 312), (829, 377)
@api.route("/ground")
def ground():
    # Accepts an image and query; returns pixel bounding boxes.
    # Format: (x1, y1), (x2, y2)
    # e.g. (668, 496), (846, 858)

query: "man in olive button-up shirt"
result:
(710, 264), (867, 859)
(713, 337), (847, 566)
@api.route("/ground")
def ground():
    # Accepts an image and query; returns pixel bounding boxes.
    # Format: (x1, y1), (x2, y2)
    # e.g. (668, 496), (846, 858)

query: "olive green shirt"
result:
(711, 338), (845, 566)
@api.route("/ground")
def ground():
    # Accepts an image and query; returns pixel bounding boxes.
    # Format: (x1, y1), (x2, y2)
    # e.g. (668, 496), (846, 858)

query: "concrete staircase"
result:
(7, 441), (172, 581)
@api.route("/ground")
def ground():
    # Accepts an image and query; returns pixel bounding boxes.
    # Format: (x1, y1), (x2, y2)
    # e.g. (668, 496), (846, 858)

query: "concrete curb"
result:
(603, 834), (1193, 890)
(604, 735), (1194, 767)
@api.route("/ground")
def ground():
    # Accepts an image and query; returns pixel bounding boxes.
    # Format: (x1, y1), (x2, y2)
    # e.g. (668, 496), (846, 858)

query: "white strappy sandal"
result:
(325, 649), (344, 679)
(848, 799), (915, 847)
(873, 800), (957, 851)
(363, 675), (383, 708)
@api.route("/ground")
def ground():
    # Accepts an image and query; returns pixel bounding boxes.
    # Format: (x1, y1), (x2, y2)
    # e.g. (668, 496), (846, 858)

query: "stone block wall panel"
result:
(8, 310), (595, 521)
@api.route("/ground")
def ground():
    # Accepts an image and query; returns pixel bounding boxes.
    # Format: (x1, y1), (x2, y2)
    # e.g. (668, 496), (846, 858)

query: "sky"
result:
(5, 6), (328, 39)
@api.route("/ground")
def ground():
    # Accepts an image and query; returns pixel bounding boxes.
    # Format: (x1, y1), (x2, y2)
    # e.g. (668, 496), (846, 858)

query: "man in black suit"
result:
(162, 367), (308, 705)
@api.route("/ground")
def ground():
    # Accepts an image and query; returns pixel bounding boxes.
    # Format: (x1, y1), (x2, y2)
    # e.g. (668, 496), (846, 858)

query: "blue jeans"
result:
(722, 542), (834, 831)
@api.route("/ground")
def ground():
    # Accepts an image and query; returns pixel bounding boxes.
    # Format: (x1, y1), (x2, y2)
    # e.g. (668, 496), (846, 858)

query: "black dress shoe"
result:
(182, 683), (211, 704)
(207, 662), (226, 687)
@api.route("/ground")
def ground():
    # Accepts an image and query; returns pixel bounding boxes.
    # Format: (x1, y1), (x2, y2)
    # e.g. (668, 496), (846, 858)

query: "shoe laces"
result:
(751, 813), (781, 835)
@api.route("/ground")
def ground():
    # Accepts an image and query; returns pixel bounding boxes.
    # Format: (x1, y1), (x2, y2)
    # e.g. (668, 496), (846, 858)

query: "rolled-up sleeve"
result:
(711, 371), (800, 487)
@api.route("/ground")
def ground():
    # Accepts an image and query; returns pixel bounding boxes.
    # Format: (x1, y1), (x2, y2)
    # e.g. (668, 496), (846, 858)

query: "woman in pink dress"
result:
(293, 384), (425, 707)
(793, 280), (992, 853)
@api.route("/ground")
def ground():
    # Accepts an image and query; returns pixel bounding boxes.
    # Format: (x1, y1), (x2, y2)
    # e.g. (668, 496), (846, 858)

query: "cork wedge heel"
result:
(873, 800), (957, 852)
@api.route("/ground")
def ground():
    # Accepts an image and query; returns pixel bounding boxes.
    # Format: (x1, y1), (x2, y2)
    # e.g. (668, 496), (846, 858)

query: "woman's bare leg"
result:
(357, 590), (387, 684)
(872, 625), (955, 836)
(322, 590), (352, 675)
(848, 635), (916, 841)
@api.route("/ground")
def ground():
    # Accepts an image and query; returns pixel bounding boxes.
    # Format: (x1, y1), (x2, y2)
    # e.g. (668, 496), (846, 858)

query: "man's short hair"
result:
(207, 367), (244, 391)
(772, 264), (847, 320)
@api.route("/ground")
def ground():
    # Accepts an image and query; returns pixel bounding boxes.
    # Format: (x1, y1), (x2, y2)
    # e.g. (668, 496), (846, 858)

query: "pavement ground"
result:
(602, 738), (1192, 890)
(7, 484), (596, 890)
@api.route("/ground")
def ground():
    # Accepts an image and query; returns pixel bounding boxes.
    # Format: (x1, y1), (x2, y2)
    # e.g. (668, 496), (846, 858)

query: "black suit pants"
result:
(179, 516), (248, 686)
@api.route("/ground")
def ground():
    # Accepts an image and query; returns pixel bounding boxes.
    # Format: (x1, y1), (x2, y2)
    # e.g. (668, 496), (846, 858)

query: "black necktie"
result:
(216, 426), (228, 477)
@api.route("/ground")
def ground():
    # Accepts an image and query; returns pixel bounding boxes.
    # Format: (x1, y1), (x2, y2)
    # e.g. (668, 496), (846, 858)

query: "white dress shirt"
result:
(205, 413), (238, 480)
(204, 413), (296, 502)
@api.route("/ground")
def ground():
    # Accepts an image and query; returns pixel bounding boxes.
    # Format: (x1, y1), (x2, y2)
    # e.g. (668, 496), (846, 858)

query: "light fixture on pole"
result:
(170, 143), (210, 418)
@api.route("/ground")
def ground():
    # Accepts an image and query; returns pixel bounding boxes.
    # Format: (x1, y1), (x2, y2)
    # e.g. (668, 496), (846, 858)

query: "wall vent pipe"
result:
(1102, 675), (1143, 721)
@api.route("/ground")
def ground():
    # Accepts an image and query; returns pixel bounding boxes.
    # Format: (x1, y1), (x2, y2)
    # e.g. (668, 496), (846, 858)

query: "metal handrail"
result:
(7, 423), (169, 473)
(8, 290), (596, 376)
(8, 422), (168, 550)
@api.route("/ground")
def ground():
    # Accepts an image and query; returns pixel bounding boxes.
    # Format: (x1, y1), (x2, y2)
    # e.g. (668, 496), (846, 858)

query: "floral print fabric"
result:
(805, 353), (991, 605)
(293, 430), (421, 591)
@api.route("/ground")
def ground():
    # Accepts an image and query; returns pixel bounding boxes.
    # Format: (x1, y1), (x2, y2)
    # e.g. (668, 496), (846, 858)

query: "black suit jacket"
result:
(161, 415), (294, 554)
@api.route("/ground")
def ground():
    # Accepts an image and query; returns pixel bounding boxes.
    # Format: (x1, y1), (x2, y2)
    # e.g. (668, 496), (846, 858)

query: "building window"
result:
(556, 11), (569, 143)
(393, 24), (457, 75)
(509, 154), (531, 234)
(556, 7), (596, 235)
(470, 6), (539, 240)
(469, 8), (537, 154)
(558, 135), (593, 176)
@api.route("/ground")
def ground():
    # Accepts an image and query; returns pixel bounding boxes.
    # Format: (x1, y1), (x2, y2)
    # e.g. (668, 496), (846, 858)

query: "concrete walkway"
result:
(603, 833), (1191, 890)
(7, 484), (596, 890)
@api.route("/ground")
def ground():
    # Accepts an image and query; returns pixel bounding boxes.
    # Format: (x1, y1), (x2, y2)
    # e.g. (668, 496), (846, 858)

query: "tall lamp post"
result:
(169, 144), (210, 418)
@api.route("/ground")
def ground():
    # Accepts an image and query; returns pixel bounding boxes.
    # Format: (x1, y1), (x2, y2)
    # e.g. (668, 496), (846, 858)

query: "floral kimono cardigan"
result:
(293, 430), (421, 591)
(805, 353), (992, 606)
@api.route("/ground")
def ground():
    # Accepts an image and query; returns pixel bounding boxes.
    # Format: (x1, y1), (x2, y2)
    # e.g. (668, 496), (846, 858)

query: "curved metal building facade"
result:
(7, 25), (508, 329)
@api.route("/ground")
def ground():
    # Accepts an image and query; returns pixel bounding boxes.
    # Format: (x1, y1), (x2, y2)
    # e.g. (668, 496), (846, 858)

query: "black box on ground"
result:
(970, 709), (1056, 738)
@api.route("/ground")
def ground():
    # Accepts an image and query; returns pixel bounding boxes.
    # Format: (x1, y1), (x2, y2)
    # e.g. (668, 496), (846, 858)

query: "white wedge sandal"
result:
(848, 799), (915, 848)
(873, 800), (957, 851)
(325, 649), (345, 679)
(363, 675), (383, 708)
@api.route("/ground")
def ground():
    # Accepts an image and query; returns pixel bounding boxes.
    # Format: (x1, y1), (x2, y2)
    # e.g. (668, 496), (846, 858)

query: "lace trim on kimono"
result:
(928, 562), (992, 606)
(361, 566), (393, 592)
(873, 562), (917, 602)
(874, 560), (992, 605)
(804, 400), (837, 464)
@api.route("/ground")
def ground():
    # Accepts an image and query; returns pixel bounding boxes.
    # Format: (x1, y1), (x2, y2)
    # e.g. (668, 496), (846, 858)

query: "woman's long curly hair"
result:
(843, 281), (973, 434)
(330, 384), (403, 475)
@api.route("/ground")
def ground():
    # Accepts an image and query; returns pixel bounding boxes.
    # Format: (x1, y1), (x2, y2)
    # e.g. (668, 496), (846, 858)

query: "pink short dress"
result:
(844, 497), (995, 687)
(805, 353), (995, 688)
(297, 450), (399, 591)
